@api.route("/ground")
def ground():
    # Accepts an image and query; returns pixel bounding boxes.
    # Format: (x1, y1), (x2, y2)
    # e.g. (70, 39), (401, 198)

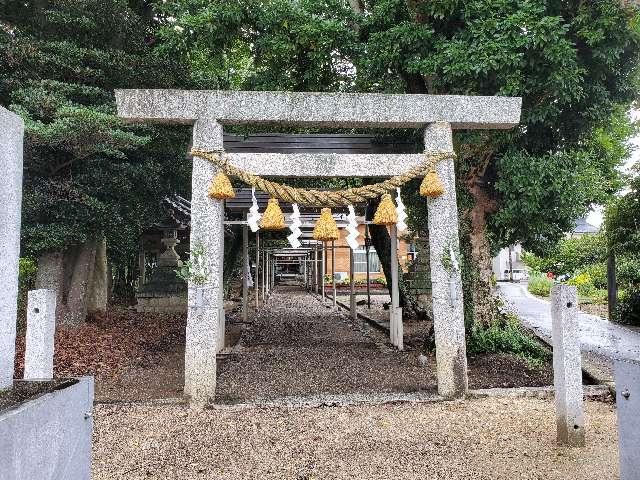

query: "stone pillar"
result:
(313, 247), (318, 294)
(349, 248), (357, 320)
(24, 289), (57, 380)
(551, 285), (585, 447)
(390, 225), (403, 350)
(184, 119), (224, 405)
(331, 241), (337, 307)
(425, 122), (468, 398)
(255, 232), (260, 310)
(242, 224), (248, 322)
(615, 359), (640, 479)
(0, 107), (23, 389)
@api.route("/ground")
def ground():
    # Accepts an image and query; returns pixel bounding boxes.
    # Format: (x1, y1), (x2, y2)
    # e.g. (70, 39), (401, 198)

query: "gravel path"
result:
(93, 397), (618, 480)
(216, 288), (553, 403)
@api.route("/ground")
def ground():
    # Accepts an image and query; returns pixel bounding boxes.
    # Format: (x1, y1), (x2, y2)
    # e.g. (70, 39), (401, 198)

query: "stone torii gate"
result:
(116, 90), (522, 405)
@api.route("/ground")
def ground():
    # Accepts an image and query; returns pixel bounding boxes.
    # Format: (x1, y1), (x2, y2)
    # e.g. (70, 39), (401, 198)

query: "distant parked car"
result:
(503, 269), (529, 282)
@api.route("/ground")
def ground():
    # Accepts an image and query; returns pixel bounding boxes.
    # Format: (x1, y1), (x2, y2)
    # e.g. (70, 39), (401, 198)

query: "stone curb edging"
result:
(93, 384), (612, 409)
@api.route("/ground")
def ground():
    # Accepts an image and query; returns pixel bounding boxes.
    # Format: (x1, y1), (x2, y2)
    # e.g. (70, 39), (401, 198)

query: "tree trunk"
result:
(35, 240), (99, 327)
(87, 235), (108, 313)
(365, 201), (430, 320)
(466, 181), (498, 327)
(62, 240), (97, 326)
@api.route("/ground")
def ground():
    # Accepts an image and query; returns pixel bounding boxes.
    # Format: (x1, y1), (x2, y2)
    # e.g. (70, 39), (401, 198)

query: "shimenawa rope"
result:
(191, 148), (454, 207)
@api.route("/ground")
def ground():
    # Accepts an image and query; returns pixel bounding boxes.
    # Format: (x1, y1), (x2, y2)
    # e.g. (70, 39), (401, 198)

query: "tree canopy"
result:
(157, 0), (639, 254)
(0, 0), (192, 266)
(156, 0), (640, 324)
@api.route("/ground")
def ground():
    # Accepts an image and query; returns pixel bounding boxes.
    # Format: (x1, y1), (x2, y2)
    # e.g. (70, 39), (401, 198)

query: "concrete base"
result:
(0, 377), (94, 480)
(136, 294), (187, 313)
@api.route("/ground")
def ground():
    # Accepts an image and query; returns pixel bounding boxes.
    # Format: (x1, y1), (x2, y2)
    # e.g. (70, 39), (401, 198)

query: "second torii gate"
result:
(116, 90), (522, 405)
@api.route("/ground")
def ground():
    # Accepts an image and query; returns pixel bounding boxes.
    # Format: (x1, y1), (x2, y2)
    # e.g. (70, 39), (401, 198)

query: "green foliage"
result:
(578, 262), (608, 290)
(617, 256), (640, 289)
(521, 233), (608, 276)
(17, 257), (37, 331)
(157, 0), (640, 329)
(467, 314), (550, 369)
(605, 158), (640, 323)
(567, 272), (597, 297)
(606, 166), (640, 256)
(527, 272), (553, 297)
(0, 0), (192, 270)
(374, 276), (387, 286)
(616, 288), (640, 325)
(175, 243), (208, 285)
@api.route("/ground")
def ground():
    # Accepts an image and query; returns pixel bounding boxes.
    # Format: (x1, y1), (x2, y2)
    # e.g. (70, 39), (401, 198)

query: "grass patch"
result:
(467, 314), (550, 369)
(527, 273), (553, 297)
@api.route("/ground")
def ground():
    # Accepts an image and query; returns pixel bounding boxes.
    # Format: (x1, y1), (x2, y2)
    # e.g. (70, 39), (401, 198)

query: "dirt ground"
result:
(92, 396), (618, 480)
(216, 288), (553, 404)
(13, 286), (555, 403)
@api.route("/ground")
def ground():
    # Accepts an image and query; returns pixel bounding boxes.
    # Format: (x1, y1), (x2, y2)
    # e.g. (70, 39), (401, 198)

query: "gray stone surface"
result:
(184, 119), (225, 406)
(0, 107), (23, 389)
(226, 152), (426, 177)
(24, 289), (57, 380)
(615, 358), (640, 480)
(551, 285), (585, 447)
(0, 377), (94, 480)
(116, 89), (522, 129)
(425, 122), (468, 398)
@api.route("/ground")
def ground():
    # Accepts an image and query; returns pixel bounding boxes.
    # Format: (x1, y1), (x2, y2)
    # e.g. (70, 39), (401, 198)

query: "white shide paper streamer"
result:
(287, 203), (302, 248)
(247, 187), (262, 232)
(396, 187), (408, 232)
(346, 205), (360, 250)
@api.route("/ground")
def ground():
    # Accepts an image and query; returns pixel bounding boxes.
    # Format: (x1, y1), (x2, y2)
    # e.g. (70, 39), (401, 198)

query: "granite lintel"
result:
(115, 89), (522, 130)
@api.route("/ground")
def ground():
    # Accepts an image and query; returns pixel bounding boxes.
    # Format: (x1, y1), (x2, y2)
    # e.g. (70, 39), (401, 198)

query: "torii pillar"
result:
(116, 90), (521, 405)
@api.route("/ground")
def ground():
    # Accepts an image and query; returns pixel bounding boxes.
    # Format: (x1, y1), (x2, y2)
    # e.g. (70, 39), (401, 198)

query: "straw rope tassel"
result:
(208, 171), (235, 200)
(373, 193), (397, 225)
(420, 169), (444, 198)
(313, 208), (339, 241)
(260, 198), (285, 230)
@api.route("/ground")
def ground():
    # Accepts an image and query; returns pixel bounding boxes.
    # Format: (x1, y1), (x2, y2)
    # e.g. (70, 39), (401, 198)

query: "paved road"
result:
(498, 282), (640, 368)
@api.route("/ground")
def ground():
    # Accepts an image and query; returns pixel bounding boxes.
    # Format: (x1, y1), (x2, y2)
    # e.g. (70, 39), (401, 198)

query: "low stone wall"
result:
(0, 377), (94, 480)
(137, 293), (187, 313)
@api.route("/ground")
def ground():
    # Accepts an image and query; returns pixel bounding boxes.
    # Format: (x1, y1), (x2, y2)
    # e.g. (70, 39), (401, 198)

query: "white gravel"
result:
(93, 397), (618, 480)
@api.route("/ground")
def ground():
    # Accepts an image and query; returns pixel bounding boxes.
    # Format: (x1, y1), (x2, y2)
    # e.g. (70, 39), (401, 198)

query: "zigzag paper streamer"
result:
(346, 205), (360, 250)
(287, 203), (302, 248)
(396, 187), (408, 232)
(247, 187), (262, 232)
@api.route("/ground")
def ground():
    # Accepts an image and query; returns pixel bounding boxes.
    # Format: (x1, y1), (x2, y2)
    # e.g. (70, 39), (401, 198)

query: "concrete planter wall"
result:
(0, 377), (94, 480)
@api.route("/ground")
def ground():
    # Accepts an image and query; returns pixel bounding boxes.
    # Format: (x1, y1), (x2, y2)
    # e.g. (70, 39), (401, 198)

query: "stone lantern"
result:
(136, 214), (188, 313)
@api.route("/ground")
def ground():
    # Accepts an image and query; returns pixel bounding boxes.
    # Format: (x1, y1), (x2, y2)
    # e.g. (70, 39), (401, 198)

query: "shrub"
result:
(616, 288), (640, 325)
(617, 256), (640, 289)
(580, 263), (607, 289)
(567, 272), (597, 297)
(521, 233), (607, 277)
(17, 257), (38, 331)
(374, 276), (387, 286)
(467, 315), (550, 368)
(527, 273), (553, 297)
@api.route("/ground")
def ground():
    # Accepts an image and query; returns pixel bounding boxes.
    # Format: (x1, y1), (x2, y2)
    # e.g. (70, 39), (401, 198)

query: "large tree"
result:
(157, 0), (640, 326)
(605, 158), (640, 324)
(0, 0), (192, 324)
